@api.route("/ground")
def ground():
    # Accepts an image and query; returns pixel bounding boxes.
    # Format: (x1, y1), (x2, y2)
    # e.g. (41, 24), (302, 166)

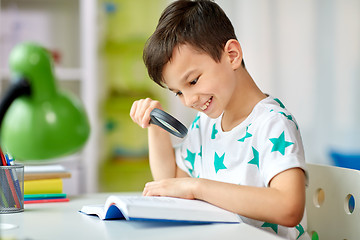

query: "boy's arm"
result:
(148, 125), (189, 179)
(197, 167), (306, 227)
(130, 98), (187, 180)
(143, 167), (306, 227)
(147, 125), (177, 180)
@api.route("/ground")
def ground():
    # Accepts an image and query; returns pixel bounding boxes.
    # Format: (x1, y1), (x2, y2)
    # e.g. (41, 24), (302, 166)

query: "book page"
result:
(106, 195), (241, 223)
(80, 204), (106, 219)
(115, 196), (225, 212)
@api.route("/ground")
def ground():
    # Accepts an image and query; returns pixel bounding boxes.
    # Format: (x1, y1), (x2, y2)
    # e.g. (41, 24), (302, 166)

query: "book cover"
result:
(80, 195), (241, 223)
(24, 198), (70, 204)
(24, 193), (67, 200)
(24, 178), (63, 194)
(24, 193), (68, 204)
(24, 165), (71, 181)
(24, 172), (71, 181)
(24, 165), (66, 173)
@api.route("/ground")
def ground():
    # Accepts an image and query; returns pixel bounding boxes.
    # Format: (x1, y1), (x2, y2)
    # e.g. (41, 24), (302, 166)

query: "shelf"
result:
(22, 153), (82, 165)
(55, 68), (83, 80)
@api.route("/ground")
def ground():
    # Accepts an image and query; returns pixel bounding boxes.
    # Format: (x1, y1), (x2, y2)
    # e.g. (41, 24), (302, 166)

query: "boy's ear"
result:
(224, 39), (243, 70)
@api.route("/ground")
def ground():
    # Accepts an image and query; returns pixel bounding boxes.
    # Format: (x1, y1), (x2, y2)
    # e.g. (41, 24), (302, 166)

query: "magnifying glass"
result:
(150, 108), (188, 138)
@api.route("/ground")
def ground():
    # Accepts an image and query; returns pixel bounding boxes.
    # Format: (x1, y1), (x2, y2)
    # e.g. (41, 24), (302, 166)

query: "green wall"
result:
(99, 0), (167, 192)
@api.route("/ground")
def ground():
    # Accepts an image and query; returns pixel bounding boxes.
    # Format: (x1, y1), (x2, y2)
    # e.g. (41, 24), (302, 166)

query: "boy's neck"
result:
(221, 67), (266, 132)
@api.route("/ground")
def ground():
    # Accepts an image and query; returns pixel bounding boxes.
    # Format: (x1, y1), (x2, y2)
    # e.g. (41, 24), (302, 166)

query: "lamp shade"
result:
(0, 43), (90, 160)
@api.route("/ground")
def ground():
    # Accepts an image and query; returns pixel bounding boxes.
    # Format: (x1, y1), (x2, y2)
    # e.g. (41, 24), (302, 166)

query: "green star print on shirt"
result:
(248, 147), (259, 168)
(211, 123), (218, 139)
(269, 131), (294, 155)
(185, 149), (196, 170)
(274, 98), (285, 108)
(198, 146), (202, 157)
(191, 115), (200, 129)
(279, 112), (299, 130)
(261, 222), (278, 234)
(238, 124), (252, 142)
(296, 224), (305, 239)
(214, 152), (226, 173)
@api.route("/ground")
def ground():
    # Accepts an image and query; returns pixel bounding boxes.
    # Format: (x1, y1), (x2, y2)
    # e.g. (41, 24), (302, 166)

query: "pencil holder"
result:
(0, 164), (24, 213)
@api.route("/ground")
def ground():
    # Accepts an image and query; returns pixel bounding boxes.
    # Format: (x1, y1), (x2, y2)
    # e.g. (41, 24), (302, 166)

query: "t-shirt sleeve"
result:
(253, 113), (307, 186)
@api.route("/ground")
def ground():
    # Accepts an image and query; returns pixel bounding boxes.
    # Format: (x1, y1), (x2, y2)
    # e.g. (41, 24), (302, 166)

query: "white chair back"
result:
(306, 163), (360, 239)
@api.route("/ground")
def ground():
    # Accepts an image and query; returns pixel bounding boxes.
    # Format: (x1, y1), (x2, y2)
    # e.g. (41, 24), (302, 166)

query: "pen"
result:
(8, 159), (23, 208)
(0, 147), (6, 166)
(4, 167), (21, 208)
(0, 173), (9, 208)
(6, 153), (23, 208)
(7, 153), (15, 166)
(5, 154), (11, 166)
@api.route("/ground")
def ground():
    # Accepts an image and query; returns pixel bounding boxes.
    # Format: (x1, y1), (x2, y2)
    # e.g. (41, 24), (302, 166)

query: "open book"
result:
(80, 195), (241, 223)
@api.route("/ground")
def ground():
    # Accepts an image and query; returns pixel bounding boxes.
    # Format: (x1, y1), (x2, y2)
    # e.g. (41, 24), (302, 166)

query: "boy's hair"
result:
(143, 0), (243, 87)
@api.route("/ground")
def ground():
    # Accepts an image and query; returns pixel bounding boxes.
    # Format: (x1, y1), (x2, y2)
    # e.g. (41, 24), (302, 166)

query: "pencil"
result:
(4, 168), (21, 208)
(0, 173), (9, 208)
(24, 198), (70, 204)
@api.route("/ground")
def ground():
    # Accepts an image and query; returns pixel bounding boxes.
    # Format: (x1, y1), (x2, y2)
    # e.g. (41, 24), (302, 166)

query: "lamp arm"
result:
(0, 78), (31, 129)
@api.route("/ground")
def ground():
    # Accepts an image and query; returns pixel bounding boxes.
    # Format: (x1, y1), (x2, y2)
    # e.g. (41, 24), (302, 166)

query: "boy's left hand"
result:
(143, 178), (198, 200)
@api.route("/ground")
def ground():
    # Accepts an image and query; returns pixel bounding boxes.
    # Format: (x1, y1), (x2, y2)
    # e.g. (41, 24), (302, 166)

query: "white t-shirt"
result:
(175, 96), (310, 239)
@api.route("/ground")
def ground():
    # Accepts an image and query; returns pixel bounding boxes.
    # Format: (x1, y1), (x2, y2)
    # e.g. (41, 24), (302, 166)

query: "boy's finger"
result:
(142, 107), (155, 128)
(129, 101), (139, 121)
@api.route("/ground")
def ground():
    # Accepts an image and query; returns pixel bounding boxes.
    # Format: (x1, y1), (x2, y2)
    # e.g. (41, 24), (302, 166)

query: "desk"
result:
(1, 193), (283, 240)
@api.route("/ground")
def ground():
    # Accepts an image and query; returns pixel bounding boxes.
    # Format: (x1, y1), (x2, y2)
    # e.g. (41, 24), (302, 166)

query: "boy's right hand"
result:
(130, 98), (163, 128)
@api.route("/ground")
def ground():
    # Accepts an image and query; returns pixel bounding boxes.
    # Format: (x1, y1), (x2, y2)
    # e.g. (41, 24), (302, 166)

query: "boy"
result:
(130, 1), (309, 239)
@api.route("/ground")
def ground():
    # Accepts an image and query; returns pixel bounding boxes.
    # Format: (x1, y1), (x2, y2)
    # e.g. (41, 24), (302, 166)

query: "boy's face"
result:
(162, 43), (239, 119)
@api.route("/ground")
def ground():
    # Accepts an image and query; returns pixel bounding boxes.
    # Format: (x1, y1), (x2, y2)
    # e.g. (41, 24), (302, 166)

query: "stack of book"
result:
(24, 165), (70, 204)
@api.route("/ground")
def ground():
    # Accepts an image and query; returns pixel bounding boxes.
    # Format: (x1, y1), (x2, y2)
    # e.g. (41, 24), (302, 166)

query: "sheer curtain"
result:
(217, 0), (360, 165)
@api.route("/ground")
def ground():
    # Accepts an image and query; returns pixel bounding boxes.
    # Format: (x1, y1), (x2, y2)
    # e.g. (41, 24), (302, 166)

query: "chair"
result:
(306, 163), (360, 239)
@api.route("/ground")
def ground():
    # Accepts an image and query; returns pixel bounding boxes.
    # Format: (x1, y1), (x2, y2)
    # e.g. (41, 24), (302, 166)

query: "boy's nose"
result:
(183, 93), (198, 108)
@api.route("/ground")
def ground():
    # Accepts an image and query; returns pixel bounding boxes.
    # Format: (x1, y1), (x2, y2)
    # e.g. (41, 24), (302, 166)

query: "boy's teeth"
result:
(200, 98), (212, 111)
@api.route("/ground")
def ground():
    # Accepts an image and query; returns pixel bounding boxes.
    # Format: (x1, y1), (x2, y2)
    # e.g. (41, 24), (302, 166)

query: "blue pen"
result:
(5, 154), (11, 166)
(6, 154), (23, 208)
(7, 154), (15, 166)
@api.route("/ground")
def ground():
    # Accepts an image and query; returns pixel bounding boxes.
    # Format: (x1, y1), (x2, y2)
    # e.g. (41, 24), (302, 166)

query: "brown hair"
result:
(143, 0), (243, 87)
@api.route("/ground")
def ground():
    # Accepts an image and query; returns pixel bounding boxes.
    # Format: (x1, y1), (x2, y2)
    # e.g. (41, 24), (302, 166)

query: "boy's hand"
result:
(142, 178), (198, 200)
(130, 98), (163, 128)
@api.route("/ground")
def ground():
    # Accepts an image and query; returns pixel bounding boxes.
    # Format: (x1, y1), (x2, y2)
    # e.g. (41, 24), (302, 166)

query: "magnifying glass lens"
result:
(156, 117), (181, 134)
(150, 108), (188, 138)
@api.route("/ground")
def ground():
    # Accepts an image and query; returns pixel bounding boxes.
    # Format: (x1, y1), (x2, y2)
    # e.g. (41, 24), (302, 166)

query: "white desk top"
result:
(1, 193), (283, 240)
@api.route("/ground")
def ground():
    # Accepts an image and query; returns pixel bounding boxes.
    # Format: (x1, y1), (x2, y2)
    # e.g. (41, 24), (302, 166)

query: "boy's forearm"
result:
(148, 125), (177, 180)
(194, 168), (306, 227)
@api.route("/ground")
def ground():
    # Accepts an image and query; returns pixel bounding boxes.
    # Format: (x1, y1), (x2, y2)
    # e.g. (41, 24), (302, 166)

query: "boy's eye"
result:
(190, 78), (199, 85)
(175, 91), (183, 97)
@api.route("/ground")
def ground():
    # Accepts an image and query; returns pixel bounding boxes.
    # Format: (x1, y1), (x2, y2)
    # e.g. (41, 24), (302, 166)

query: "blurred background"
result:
(0, 0), (359, 194)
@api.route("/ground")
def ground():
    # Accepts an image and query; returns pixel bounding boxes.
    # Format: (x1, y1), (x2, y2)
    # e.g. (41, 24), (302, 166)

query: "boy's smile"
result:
(200, 96), (213, 111)
(162, 43), (238, 119)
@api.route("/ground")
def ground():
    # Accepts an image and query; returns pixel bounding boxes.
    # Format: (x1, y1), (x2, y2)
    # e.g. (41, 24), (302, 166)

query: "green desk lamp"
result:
(0, 42), (90, 160)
